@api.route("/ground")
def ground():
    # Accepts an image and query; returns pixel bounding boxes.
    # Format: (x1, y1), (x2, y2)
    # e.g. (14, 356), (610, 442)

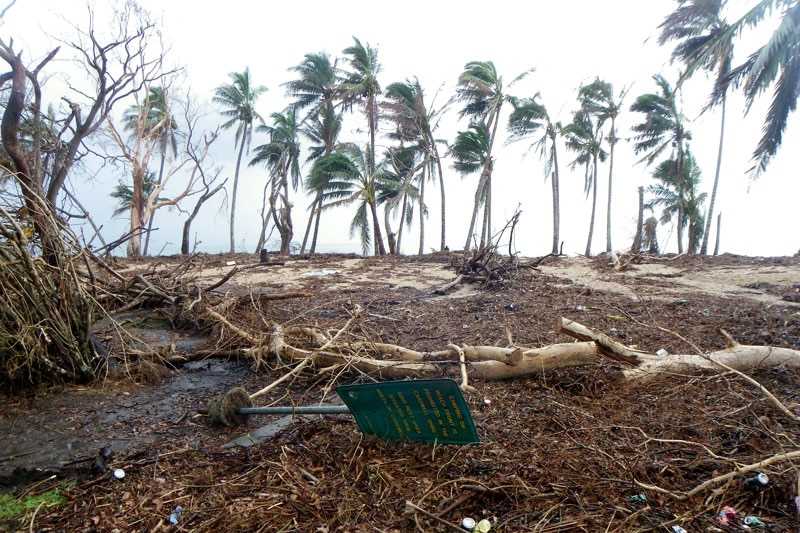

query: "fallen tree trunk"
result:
(556, 317), (800, 380)
(201, 312), (800, 387)
(623, 344), (800, 380)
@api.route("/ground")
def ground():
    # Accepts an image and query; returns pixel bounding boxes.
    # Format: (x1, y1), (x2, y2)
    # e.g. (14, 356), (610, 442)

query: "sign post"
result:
(336, 379), (479, 445)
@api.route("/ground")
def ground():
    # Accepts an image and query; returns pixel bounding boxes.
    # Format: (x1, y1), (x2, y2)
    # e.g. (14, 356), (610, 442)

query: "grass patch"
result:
(0, 484), (72, 522)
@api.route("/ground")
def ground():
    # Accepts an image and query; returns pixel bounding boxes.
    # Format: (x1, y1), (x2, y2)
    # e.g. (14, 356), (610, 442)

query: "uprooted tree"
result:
(0, 1), (176, 385)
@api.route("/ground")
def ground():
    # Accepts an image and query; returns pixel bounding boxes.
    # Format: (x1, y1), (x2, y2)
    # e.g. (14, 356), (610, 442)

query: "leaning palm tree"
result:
(658, 0), (734, 255)
(453, 60), (532, 251)
(213, 67), (267, 253)
(646, 151), (707, 254)
(122, 86), (178, 255)
(384, 78), (449, 253)
(676, 0), (800, 176)
(283, 52), (340, 115)
(380, 146), (422, 254)
(563, 109), (607, 257)
(300, 107), (344, 253)
(283, 51), (344, 254)
(250, 107), (302, 256)
(630, 74), (692, 253)
(577, 78), (627, 253)
(449, 121), (492, 250)
(506, 94), (563, 255)
(340, 37), (387, 255)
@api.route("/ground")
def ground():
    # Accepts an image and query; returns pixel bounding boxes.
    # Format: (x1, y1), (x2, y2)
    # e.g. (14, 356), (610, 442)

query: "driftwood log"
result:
(207, 309), (800, 392)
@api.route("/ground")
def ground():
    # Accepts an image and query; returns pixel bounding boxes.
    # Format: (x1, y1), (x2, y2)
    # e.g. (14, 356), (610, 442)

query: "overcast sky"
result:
(4, 0), (799, 257)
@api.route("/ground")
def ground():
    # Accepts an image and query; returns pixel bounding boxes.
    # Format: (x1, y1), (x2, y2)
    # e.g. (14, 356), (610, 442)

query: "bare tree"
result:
(0, 1), (179, 385)
(0, 1), (178, 256)
(181, 129), (226, 255)
(106, 93), (218, 257)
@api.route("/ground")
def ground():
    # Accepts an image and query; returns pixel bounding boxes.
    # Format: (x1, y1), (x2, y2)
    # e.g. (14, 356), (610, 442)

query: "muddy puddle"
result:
(0, 355), (250, 487)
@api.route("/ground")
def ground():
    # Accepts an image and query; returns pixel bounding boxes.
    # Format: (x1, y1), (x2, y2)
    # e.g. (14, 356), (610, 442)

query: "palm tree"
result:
(385, 78), (448, 253)
(110, 171), (168, 218)
(340, 37), (386, 255)
(283, 52), (340, 114)
(122, 86), (178, 255)
(250, 107), (302, 256)
(380, 146), (422, 254)
(283, 51), (343, 254)
(317, 143), (389, 255)
(646, 151), (707, 254)
(307, 148), (361, 249)
(213, 67), (267, 253)
(506, 94), (563, 255)
(675, 0), (800, 175)
(563, 109), (607, 256)
(658, 0), (734, 255)
(577, 78), (626, 253)
(453, 60), (532, 251)
(300, 107), (344, 253)
(453, 61), (502, 251)
(449, 121), (492, 250)
(630, 74), (692, 253)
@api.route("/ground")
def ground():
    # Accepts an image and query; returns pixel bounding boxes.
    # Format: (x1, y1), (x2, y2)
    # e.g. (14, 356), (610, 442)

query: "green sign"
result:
(336, 379), (479, 445)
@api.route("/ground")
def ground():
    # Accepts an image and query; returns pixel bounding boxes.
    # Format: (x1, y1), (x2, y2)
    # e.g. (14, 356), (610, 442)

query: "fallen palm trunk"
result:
(259, 322), (600, 382)
(556, 317), (800, 380)
(205, 311), (800, 386)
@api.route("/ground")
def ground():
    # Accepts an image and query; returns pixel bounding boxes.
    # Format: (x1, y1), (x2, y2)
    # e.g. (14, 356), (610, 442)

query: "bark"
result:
(434, 150), (446, 251)
(229, 125), (248, 253)
(550, 148), (561, 255)
(0, 40), (61, 264)
(584, 153), (598, 257)
(300, 194), (320, 254)
(605, 119), (616, 253)
(310, 194), (323, 253)
(417, 165), (425, 255)
(463, 174), (486, 251)
(623, 344), (800, 380)
(255, 179), (271, 254)
(701, 94), (726, 255)
(368, 196), (385, 256)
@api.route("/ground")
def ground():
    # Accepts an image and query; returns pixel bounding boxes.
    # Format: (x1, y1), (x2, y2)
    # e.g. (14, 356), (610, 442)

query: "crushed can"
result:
(744, 472), (769, 490)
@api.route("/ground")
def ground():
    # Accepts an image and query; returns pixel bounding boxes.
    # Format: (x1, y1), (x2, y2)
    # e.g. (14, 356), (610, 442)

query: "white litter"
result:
(303, 269), (341, 277)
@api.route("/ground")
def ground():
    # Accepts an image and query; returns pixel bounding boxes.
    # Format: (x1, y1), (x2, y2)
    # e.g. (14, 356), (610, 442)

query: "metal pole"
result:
(236, 405), (352, 416)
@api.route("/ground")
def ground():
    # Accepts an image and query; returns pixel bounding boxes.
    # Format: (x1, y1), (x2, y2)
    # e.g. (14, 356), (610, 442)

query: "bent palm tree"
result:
(507, 95), (562, 254)
(301, 107), (344, 253)
(630, 74), (692, 253)
(676, 0), (800, 175)
(213, 67), (267, 252)
(577, 78), (626, 253)
(318, 143), (389, 255)
(380, 146), (422, 254)
(659, 0), (734, 255)
(563, 110), (607, 257)
(450, 121), (492, 250)
(384, 78), (448, 253)
(453, 61), (524, 250)
(284, 51), (343, 253)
